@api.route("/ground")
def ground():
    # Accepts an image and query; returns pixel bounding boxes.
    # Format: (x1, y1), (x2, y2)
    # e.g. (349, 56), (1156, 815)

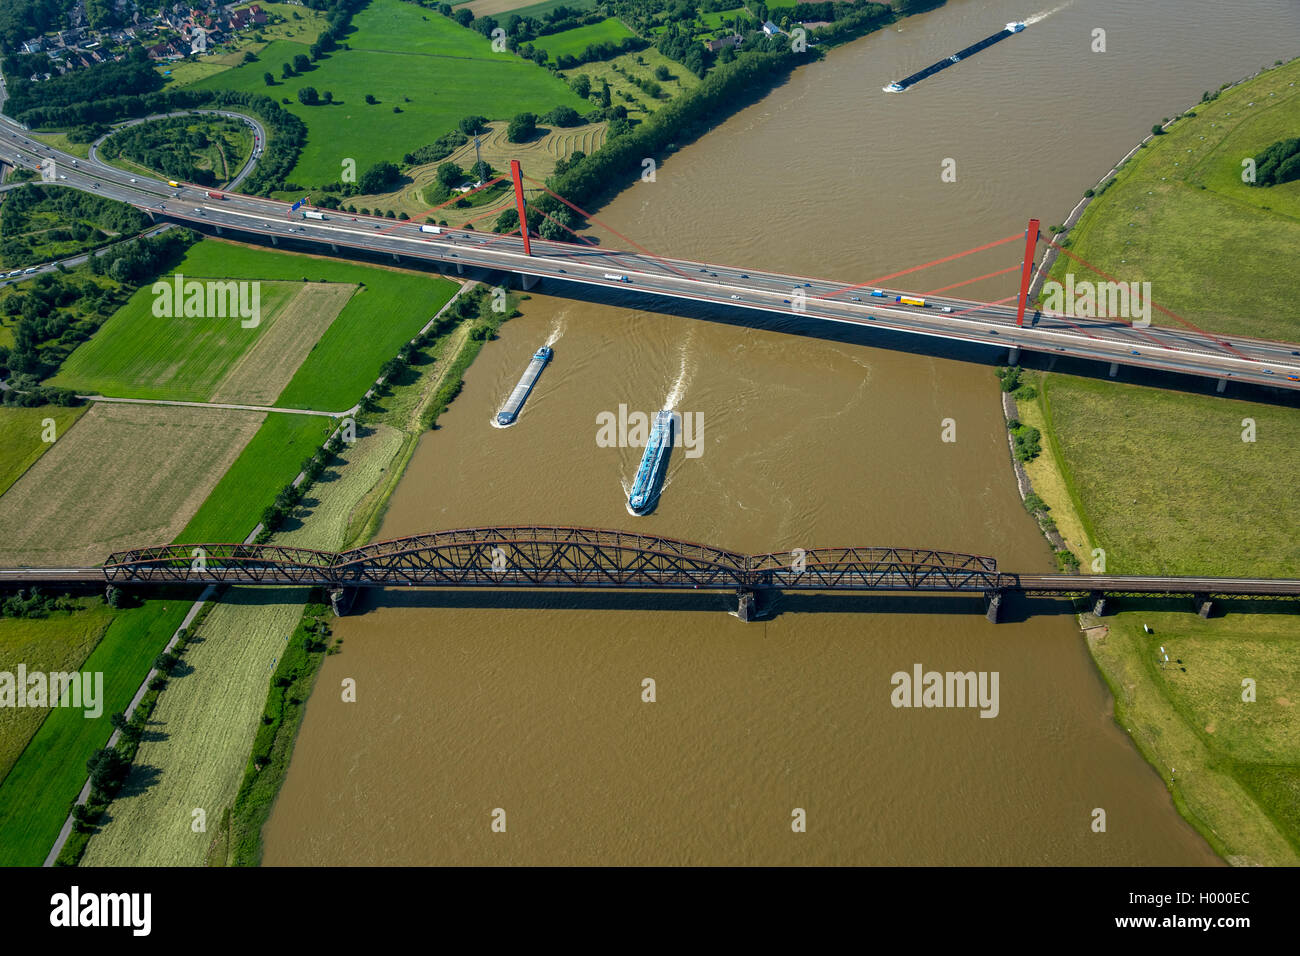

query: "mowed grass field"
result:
(531, 18), (635, 59)
(1040, 374), (1300, 577)
(0, 404), (265, 567)
(177, 412), (334, 544)
(275, 423), (406, 551)
(174, 240), (459, 411)
(1048, 57), (1300, 341)
(50, 281), (301, 402)
(188, 0), (589, 185)
(0, 597), (192, 866)
(0, 602), (114, 782)
(0, 405), (87, 498)
(1091, 610), (1300, 865)
(81, 588), (308, 867)
(354, 120), (606, 222)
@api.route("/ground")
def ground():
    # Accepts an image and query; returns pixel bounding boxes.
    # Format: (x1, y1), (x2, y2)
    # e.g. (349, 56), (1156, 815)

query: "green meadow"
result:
(1039, 374), (1300, 578)
(1047, 57), (1300, 342)
(188, 0), (588, 186)
(175, 240), (458, 411)
(0, 597), (193, 866)
(531, 18), (636, 59)
(49, 281), (300, 402)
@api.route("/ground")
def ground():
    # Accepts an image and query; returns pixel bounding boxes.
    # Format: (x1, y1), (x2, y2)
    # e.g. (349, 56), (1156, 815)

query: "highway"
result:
(2, 113), (1299, 390)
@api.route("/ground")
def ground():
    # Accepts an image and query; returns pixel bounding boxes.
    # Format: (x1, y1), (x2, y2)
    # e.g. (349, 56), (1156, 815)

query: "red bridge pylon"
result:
(1015, 218), (1040, 327)
(510, 159), (531, 256)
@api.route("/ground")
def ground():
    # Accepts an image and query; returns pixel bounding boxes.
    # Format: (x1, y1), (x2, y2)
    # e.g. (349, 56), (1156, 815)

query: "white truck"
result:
(603, 273), (629, 282)
(419, 224), (442, 234)
(302, 210), (326, 221)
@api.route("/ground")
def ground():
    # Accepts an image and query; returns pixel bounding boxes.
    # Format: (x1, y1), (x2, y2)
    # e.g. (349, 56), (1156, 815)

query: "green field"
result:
(187, 0), (589, 186)
(177, 412), (334, 545)
(531, 18), (636, 59)
(0, 602), (114, 782)
(175, 241), (458, 410)
(501, 0), (597, 18)
(1091, 610), (1300, 865)
(49, 281), (299, 401)
(0, 405), (87, 498)
(1047, 57), (1300, 342)
(80, 589), (308, 866)
(699, 7), (747, 29)
(1040, 374), (1300, 577)
(0, 597), (193, 866)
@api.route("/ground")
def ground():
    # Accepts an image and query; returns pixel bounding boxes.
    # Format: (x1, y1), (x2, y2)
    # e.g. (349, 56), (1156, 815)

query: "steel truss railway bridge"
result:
(3, 527), (1297, 622)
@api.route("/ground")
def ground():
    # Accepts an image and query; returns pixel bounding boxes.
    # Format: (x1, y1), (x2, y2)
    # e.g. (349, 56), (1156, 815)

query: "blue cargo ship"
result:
(495, 346), (552, 426)
(627, 410), (674, 515)
(884, 21), (1025, 93)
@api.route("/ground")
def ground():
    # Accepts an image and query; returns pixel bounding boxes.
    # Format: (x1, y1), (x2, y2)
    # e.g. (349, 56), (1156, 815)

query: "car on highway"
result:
(193, 207), (202, 215)
(1130, 350), (1140, 355)
(23, 267), (37, 274)
(940, 306), (953, 313)
(6, 270), (21, 278)
(730, 294), (741, 300)
(850, 296), (861, 301)
(1286, 375), (1300, 382)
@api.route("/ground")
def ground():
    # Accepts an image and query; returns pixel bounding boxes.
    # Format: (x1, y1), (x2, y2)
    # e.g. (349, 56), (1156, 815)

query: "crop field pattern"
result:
(354, 120), (606, 222)
(187, 0), (589, 186)
(80, 589), (310, 867)
(50, 281), (302, 402)
(0, 404), (266, 567)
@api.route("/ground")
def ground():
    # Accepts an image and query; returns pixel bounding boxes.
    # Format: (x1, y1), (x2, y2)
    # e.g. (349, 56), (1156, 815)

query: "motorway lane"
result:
(3, 116), (1299, 391)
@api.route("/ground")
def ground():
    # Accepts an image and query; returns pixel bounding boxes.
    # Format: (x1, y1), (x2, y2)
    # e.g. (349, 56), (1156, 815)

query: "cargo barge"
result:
(495, 346), (552, 426)
(627, 410), (674, 515)
(884, 21), (1025, 93)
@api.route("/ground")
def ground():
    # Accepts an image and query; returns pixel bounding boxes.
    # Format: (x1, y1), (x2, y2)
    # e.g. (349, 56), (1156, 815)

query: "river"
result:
(262, 0), (1300, 865)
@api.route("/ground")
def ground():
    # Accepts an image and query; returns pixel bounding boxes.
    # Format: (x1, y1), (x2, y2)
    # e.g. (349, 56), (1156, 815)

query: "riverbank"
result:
(1001, 58), (1300, 865)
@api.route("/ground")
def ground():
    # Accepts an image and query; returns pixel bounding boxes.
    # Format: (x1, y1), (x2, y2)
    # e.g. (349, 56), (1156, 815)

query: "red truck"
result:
(206, 190), (225, 200)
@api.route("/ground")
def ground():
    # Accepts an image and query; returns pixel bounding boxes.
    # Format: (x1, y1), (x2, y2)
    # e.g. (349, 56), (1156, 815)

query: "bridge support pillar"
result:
(331, 243), (338, 253)
(1007, 346), (1021, 367)
(735, 590), (757, 623)
(330, 587), (357, 617)
(983, 589), (1004, 623)
(1216, 377), (1227, 393)
(518, 272), (539, 291)
(1108, 362), (1119, 377)
(392, 253), (400, 263)
(456, 262), (465, 275)
(214, 224), (223, 235)
(1193, 592), (1214, 619)
(270, 235), (278, 246)
(1090, 591), (1108, 617)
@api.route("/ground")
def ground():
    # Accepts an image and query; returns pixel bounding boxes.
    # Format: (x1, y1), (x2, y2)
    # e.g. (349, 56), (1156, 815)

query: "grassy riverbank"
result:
(1012, 369), (1300, 863)
(1013, 59), (1300, 867)
(1046, 56), (1300, 342)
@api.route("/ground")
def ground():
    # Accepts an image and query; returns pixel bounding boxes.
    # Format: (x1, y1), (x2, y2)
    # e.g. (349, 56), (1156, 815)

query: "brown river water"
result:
(263, 0), (1300, 864)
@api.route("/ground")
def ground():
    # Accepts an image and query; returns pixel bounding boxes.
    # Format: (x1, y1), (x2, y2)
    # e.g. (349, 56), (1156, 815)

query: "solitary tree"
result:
(364, 93), (377, 105)
(570, 73), (591, 98)
(281, 62), (293, 78)
(506, 112), (537, 143)
(298, 86), (319, 105)
(263, 71), (274, 86)
(459, 114), (488, 136)
(293, 52), (311, 73)
(436, 161), (464, 188)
